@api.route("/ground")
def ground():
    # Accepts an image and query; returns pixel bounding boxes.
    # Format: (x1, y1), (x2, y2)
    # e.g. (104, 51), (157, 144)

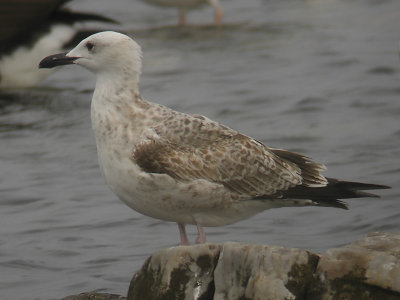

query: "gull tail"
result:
(282, 178), (391, 209)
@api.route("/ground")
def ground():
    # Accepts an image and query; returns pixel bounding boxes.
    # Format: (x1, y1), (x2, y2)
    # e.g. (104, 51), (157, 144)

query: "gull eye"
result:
(86, 41), (94, 51)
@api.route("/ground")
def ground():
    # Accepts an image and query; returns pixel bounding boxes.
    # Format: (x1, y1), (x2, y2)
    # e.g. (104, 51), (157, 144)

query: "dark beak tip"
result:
(38, 58), (53, 69)
(38, 52), (77, 69)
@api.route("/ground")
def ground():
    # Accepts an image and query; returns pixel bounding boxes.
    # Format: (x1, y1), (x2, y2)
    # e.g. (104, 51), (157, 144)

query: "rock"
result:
(309, 232), (400, 300)
(61, 291), (125, 300)
(213, 243), (319, 300)
(127, 232), (400, 300)
(62, 232), (400, 300)
(127, 242), (319, 300)
(127, 243), (221, 300)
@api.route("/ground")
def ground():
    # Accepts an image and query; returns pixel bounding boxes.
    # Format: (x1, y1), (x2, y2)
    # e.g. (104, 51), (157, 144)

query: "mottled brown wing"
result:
(132, 130), (327, 197)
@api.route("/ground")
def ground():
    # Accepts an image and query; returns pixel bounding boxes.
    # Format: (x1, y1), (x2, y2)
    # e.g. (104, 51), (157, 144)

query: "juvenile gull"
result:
(39, 31), (390, 245)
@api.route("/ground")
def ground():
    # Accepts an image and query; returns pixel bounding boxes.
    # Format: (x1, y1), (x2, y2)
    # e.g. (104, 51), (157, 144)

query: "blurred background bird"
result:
(0, 0), (117, 89)
(139, 0), (223, 26)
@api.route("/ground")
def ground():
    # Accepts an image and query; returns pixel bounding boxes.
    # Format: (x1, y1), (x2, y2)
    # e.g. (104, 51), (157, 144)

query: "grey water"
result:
(1, 0), (400, 299)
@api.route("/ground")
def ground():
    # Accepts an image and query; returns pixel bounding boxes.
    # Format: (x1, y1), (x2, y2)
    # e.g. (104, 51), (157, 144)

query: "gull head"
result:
(39, 31), (142, 78)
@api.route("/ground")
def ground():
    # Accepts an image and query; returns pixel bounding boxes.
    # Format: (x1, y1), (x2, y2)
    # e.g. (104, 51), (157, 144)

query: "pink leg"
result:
(196, 224), (207, 244)
(178, 223), (190, 245)
(214, 6), (223, 26)
(178, 8), (187, 26)
(208, 0), (223, 25)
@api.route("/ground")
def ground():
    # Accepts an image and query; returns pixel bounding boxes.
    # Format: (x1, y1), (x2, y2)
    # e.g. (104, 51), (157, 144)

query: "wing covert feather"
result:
(132, 133), (309, 196)
(132, 112), (327, 197)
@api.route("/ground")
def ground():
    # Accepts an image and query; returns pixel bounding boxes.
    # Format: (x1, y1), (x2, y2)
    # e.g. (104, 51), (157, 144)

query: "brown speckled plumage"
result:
(132, 117), (328, 198)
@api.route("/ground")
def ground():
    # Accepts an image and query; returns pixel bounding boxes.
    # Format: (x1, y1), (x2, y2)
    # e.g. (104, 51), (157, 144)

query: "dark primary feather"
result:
(266, 149), (390, 209)
(276, 178), (391, 210)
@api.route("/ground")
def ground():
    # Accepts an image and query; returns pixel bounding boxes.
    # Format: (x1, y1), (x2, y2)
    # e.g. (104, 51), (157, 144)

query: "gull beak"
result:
(39, 52), (79, 69)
